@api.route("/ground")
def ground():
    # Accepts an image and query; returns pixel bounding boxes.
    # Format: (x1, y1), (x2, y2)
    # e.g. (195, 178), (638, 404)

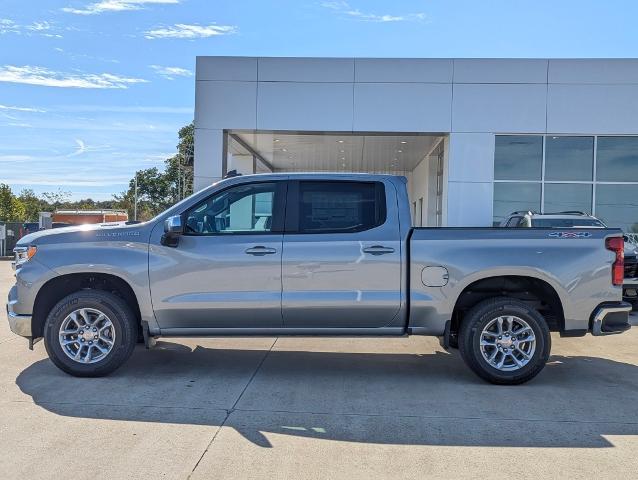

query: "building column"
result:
(194, 128), (224, 191)
(445, 132), (495, 226)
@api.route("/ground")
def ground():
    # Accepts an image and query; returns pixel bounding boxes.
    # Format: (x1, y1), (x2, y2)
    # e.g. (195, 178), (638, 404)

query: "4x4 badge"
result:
(548, 231), (592, 238)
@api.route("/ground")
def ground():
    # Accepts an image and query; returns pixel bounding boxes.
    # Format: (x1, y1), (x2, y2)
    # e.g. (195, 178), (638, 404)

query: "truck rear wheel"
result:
(458, 297), (551, 385)
(43, 290), (137, 377)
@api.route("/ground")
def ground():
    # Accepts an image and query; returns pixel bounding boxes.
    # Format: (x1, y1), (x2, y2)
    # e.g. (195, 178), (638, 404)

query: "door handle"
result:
(245, 246), (277, 256)
(362, 245), (395, 255)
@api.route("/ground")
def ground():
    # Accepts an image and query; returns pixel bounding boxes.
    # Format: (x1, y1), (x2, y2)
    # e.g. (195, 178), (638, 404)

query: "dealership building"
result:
(194, 57), (638, 231)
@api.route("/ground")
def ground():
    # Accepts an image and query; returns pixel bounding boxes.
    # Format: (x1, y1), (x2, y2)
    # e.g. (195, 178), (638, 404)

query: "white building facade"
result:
(194, 57), (638, 231)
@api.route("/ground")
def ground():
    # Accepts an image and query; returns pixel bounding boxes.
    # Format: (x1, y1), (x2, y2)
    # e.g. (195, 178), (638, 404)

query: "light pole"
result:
(134, 174), (138, 221)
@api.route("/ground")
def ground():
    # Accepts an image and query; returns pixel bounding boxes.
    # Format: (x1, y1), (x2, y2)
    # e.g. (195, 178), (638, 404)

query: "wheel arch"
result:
(450, 274), (565, 335)
(32, 272), (141, 338)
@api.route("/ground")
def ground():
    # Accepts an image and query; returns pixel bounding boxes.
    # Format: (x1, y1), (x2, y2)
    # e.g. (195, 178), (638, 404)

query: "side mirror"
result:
(161, 215), (183, 247)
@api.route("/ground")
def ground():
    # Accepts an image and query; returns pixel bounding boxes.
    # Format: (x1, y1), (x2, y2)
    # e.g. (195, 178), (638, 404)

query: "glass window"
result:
(185, 182), (276, 234)
(595, 184), (638, 232)
(597, 137), (638, 182)
(545, 136), (593, 181)
(543, 183), (593, 214)
(494, 135), (543, 181)
(493, 182), (541, 226)
(297, 181), (385, 233)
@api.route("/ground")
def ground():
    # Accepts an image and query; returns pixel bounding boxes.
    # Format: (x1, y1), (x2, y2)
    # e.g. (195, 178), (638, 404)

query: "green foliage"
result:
(0, 184), (26, 222)
(17, 189), (44, 222)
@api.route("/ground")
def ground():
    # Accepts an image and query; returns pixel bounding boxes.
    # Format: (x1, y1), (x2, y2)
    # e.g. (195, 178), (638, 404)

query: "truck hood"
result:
(16, 221), (152, 247)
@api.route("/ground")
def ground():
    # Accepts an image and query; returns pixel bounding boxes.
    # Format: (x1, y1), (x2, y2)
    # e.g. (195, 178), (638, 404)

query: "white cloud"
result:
(0, 65), (148, 89)
(321, 1), (426, 22)
(144, 23), (237, 39)
(62, 0), (179, 15)
(0, 104), (46, 113)
(0, 19), (20, 34)
(68, 139), (87, 157)
(149, 64), (193, 79)
(0, 18), (63, 37)
(26, 21), (52, 31)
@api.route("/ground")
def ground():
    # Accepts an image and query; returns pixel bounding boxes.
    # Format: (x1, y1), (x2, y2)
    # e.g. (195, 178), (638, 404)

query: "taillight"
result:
(606, 236), (624, 286)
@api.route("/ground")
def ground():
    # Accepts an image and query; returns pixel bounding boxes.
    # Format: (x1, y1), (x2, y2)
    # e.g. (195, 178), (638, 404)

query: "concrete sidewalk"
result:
(1, 259), (637, 479)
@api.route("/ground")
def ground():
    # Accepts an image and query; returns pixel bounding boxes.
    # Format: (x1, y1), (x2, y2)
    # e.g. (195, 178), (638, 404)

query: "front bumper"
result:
(591, 302), (632, 336)
(6, 285), (32, 338)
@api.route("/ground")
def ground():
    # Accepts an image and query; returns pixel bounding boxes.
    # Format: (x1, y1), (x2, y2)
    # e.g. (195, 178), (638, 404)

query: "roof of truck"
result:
(237, 172), (401, 178)
(221, 172), (407, 183)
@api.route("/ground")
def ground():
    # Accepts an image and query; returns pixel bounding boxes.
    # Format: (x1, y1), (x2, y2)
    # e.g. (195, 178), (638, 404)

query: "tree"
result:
(18, 189), (45, 221)
(42, 189), (71, 210)
(0, 184), (26, 222)
(116, 121), (194, 220)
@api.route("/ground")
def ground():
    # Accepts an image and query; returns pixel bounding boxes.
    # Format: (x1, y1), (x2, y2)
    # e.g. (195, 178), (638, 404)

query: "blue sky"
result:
(1, 0), (637, 200)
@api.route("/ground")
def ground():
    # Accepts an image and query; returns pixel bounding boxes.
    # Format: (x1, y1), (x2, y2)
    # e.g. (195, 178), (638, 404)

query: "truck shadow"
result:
(15, 341), (638, 449)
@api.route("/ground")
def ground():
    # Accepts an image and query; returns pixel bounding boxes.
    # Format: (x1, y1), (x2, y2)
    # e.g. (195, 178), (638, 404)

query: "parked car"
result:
(501, 211), (638, 309)
(7, 174), (631, 385)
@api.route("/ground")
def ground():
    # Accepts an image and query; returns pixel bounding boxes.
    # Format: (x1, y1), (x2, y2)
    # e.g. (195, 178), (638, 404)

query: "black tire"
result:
(458, 297), (551, 385)
(43, 290), (138, 377)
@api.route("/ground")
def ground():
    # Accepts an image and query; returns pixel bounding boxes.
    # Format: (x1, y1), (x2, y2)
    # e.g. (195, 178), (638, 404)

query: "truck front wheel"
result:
(458, 297), (551, 385)
(43, 290), (138, 377)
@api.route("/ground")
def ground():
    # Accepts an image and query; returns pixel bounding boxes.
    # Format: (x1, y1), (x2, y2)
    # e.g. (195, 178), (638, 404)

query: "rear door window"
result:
(290, 181), (386, 234)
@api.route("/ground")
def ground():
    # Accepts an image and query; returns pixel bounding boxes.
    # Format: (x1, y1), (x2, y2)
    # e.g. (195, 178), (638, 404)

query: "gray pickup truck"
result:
(6, 173), (632, 384)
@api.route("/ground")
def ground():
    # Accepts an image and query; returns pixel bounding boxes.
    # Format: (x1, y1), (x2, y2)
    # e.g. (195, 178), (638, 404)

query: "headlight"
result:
(13, 246), (37, 270)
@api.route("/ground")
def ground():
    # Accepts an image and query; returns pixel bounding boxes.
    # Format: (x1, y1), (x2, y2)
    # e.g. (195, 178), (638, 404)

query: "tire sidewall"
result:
(44, 291), (135, 376)
(463, 301), (550, 384)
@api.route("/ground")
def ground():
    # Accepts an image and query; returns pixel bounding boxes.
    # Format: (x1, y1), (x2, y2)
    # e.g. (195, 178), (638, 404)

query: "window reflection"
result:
(494, 136), (543, 181)
(544, 183), (592, 214)
(545, 136), (593, 181)
(597, 137), (638, 182)
(493, 135), (638, 231)
(596, 184), (638, 232)
(493, 183), (540, 225)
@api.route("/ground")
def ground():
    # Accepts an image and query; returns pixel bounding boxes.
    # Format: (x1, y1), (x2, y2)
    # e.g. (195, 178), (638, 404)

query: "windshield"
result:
(532, 218), (605, 228)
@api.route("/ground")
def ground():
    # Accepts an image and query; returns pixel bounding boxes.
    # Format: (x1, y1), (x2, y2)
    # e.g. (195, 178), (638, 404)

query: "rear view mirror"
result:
(161, 215), (183, 247)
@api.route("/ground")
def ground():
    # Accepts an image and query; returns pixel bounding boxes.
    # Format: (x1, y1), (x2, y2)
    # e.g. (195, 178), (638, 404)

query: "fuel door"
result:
(422, 266), (449, 287)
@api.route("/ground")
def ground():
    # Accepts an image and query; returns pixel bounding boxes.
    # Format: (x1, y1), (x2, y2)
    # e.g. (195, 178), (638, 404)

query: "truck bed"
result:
(408, 227), (622, 335)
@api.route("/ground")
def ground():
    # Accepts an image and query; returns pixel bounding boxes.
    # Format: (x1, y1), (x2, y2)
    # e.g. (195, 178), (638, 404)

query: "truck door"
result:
(281, 179), (402, 328)
(148, 180), (286, 330)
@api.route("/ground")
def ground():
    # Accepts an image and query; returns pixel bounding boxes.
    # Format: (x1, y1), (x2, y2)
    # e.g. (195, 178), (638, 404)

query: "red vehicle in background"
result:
(52, 209), (128, 225)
